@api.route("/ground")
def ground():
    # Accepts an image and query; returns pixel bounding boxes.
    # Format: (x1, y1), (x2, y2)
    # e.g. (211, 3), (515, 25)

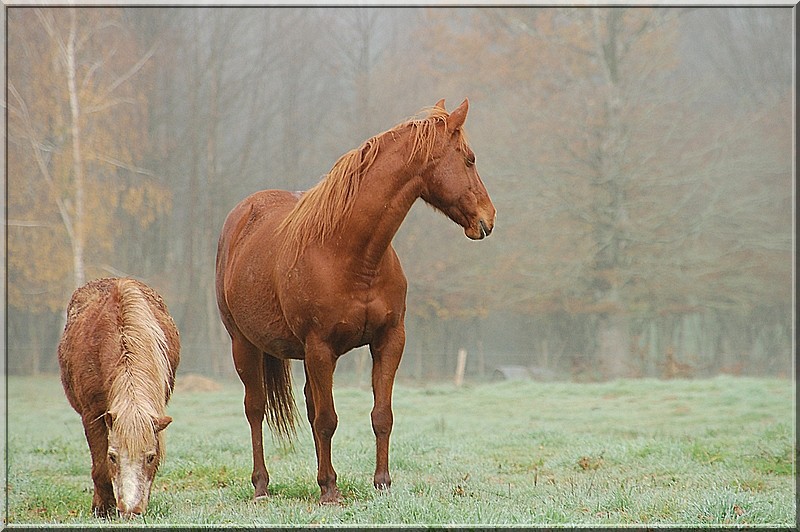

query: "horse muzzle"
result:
(117, 503), (144, 519)
(466, 217), (494, 240)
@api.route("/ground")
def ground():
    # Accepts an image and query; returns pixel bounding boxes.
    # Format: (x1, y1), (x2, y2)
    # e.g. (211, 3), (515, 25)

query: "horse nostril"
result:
(479, 219), (492, 238)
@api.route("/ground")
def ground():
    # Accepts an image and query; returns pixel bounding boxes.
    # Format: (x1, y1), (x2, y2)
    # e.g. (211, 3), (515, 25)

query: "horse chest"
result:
(329, 297), (397, 353)
(287, 287), (398, 353)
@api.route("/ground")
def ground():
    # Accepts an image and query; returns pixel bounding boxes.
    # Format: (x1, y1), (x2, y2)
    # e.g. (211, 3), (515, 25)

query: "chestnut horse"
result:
(58, 277), (180, 517)
(215, 98), (495, 504)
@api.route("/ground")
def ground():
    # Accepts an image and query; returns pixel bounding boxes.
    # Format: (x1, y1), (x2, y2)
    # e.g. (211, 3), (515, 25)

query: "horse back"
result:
(58, 278), (180, 418)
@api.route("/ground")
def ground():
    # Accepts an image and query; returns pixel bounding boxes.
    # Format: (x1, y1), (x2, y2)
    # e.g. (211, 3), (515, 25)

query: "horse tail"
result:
(262, 353), (297, 443)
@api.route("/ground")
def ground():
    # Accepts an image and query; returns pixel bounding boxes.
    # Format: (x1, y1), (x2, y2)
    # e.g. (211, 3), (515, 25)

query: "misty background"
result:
(6, 7), (793, 383)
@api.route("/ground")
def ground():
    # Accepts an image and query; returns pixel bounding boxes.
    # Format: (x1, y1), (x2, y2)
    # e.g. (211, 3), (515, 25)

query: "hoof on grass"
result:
(319, 488), (342, 506)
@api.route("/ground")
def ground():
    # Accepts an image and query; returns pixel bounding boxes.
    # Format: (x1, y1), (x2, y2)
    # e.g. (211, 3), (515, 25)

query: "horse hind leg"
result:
(232, 336), (270, 499)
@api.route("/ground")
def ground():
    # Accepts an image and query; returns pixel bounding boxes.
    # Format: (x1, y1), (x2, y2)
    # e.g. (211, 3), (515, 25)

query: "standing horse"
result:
(58, 277), (180, 518)
(216, 98), (495, 504)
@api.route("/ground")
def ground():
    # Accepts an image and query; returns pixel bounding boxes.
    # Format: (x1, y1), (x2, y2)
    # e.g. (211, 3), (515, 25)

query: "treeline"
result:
(7, 7), (793, 380)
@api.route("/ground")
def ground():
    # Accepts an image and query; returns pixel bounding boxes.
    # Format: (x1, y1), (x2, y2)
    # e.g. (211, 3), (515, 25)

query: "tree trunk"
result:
(597, 312), (629, 379)
(66, 8), (86, 288)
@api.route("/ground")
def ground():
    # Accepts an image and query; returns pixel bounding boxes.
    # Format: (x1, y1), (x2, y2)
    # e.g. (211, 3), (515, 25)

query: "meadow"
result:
(5, 373), (796, 527)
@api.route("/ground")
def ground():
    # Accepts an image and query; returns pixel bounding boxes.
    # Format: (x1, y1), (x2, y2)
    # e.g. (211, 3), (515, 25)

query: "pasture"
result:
(5, 373), (795, 526)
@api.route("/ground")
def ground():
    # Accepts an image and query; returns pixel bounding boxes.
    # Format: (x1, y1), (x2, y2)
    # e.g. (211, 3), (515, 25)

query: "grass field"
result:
(5, 373), (796, 526)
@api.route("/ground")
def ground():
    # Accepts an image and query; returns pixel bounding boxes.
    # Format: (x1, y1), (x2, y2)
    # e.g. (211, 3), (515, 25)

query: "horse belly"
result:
(262, 335), (305, 360)
(229, 294), (305, 360)
(237, 314), (304, 359)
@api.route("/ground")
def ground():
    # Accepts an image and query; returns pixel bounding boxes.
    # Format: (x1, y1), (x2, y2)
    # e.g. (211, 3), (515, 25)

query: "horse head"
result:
(104, 412), (172, 518)
(420, 98), (496, 240)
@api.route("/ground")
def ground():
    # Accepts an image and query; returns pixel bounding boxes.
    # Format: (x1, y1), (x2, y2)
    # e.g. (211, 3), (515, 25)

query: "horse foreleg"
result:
(82, 414), (115, 517)
(303, 336), (340, 504)
(370, 324), (405, 491)
(232, 336), (270, 499)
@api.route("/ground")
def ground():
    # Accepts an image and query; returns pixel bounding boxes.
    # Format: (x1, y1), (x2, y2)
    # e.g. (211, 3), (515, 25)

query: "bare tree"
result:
(9, 7), (158, 291)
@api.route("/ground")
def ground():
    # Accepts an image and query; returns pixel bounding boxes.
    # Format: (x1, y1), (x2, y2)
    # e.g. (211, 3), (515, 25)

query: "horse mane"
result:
(107, 279), (172, 453)
(277, 106), (469, 255)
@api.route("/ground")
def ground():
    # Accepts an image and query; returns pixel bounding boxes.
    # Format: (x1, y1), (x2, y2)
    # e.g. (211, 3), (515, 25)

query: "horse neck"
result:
(341, 143), (423, 270)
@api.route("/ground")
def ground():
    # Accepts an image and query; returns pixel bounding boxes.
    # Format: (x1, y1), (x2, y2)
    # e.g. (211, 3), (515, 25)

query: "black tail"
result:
(262, 353), (297, 443)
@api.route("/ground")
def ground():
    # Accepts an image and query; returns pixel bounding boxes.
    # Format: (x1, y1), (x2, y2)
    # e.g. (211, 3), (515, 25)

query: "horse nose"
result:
(117, 503), (143, 518)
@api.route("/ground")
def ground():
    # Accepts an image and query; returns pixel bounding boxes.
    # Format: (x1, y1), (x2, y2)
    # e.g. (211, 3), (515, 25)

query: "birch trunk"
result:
(65, 8), (86, 288)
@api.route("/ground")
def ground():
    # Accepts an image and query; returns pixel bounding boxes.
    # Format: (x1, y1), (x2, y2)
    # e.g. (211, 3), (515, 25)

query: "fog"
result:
(6, 7), (793, 381)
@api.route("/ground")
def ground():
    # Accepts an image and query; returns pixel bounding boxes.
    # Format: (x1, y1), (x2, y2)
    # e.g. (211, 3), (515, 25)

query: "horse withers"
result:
(58, 277), (180, 518)
(216, 98), (495, 504)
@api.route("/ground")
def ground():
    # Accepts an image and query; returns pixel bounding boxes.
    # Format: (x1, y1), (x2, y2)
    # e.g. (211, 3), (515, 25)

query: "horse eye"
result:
(107, 452), (118, 465)
(466, 153), (476, 167)
(146, 453), (157, 465)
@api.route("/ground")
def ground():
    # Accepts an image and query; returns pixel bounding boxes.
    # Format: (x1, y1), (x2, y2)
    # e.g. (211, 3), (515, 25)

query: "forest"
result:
(6, 7), (794, 381)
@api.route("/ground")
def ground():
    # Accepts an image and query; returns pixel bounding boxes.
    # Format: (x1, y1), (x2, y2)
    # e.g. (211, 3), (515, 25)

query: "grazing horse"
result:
(215, 98), (495, 504)
(58, 277), (180, 517)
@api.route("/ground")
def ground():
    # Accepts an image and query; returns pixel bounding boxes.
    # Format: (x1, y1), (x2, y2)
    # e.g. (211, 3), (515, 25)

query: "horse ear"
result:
(104, 412), (115, 430)
(153, 416), (173, 433)
(434, 98), (446, 110)
(447, 98), (469, 132)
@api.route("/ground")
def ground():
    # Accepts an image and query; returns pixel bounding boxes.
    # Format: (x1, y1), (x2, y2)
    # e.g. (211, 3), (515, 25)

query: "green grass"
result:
(5, 374), (796, 526)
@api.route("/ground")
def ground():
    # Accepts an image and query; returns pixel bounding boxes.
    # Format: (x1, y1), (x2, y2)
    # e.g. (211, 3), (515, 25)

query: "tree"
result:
(7, 7), (790, 379)
(7, 7), (170, 371)
(415, 7), (792, 378)
(136, 8), (345, 375)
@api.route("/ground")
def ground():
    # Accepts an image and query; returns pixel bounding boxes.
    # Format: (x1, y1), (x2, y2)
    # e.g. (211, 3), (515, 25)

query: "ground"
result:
(5, 373), (795, 526)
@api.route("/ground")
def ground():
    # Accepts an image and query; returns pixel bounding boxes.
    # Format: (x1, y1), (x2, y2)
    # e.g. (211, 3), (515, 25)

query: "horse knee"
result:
(371, 407), (393, 437)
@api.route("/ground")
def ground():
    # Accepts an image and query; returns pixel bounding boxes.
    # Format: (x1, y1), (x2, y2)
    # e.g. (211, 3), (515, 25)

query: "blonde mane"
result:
(277, 106), (469, 255)
(107, 279), (172, 453)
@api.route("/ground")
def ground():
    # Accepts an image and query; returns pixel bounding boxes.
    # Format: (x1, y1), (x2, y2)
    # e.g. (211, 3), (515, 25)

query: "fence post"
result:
(454, 348), (467, 387)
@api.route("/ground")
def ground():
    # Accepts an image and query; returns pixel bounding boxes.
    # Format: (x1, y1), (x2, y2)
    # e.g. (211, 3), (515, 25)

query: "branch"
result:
(84, 97), (138, 115)
(105, 39), (159, 95)
(8, 82), (76, 243)
(34, 8), (68, 65)
(94, 153), (155, 177)
(7, 220), (56, 228)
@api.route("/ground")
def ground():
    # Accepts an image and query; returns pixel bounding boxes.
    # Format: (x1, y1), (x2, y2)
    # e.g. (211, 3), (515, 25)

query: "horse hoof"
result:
(93, 507), (113, 519)
(319, 490), (342, 505)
